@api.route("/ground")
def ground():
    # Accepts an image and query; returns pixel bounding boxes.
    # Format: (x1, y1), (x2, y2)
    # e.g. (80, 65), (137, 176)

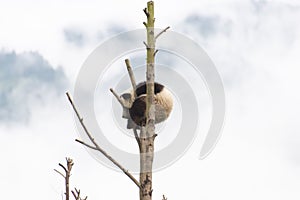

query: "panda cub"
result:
(121, 82), (173, 129)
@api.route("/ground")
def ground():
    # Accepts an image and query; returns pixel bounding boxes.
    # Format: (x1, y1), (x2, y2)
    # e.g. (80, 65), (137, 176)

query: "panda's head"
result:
(120, 82), (173, 129)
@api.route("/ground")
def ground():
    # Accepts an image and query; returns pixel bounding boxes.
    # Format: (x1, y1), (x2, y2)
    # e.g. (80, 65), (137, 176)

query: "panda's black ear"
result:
(120, 93), (132, 100)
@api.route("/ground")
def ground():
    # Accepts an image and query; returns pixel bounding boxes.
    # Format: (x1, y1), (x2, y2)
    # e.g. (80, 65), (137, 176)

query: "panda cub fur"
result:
(121, 82), (173, 129)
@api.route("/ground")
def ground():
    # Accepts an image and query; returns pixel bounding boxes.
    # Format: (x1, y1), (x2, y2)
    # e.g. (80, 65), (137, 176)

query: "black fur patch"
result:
(135, 82), (164, 97)
(129, 95), (147, 126)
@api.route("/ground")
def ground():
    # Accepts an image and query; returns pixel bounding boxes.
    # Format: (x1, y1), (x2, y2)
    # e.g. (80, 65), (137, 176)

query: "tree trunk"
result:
(140, 1), (155, 200)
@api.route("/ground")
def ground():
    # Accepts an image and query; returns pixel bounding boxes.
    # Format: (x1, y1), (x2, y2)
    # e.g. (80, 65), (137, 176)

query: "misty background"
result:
(0, 0), (300, 199)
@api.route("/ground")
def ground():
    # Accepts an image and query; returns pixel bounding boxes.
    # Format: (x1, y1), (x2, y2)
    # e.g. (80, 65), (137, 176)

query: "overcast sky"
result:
(1, 0), (300, 200)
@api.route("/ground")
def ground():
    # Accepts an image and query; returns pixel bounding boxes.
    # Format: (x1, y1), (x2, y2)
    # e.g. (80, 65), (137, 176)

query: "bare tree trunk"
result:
(140, 1), (155, 200)
(67, 2), (171, 200)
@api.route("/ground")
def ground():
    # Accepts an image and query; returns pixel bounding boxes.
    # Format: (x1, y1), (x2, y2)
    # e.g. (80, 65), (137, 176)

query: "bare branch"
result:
(109, 88), (125, 107)
(162, 195), (168, 200)
(72, 191), (79, 200)
(125, 59), (137, 98)
(66, 92), (141, 189)
(155, 26), (170, 40)
(54, 169), (65, 178)
(74, 139), (140, 188)
(153, 49), (159, 57)
(72, 188), (88, 200)
(75, 139), (98, 151)
(59, 163), (68, 174)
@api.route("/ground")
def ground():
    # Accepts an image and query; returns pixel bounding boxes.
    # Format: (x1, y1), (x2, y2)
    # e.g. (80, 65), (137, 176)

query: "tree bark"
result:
(140, 1), (156, 200)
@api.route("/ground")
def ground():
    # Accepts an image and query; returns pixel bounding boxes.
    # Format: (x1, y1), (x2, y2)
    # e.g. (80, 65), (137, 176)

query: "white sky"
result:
(1, 0), (300, 200)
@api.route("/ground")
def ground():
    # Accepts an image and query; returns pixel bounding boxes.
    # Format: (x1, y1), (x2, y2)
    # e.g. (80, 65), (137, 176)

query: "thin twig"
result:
(72, 188), (88, 200)
(72, 191), (79, 200)
(125, 59), (137, 98)
(54, 169), (65, 178)
(155, 26), (170, 40)
(66, 92), (141, 189)
(143, 8), (149, 17)
(162, 195), (168, 200)
(59, 163), (68, 174)
(75, 139), (99, 151)
(153, 49), (159, 57)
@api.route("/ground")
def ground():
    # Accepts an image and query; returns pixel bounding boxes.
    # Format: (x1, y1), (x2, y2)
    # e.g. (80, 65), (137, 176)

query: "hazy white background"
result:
(1, 0), (300, 199)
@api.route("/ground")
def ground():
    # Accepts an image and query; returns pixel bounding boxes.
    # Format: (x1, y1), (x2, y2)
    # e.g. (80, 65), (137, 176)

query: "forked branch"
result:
(72, 188), (88, 200)
(66, 92), (141, 189)
(110, 58), (142, 150)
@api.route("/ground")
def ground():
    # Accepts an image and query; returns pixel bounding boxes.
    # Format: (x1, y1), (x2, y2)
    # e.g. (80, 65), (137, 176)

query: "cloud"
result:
(251, 0), (268, 12)
(97, 24), (126, 42)
(64, 28), (85, 47)
(184, 14), (232, 38)
(63, 25), (126, 48)
(0, 51), (68, 124)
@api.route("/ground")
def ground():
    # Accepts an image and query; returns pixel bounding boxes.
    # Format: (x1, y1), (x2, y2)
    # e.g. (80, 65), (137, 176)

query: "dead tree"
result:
(66, 1), (170, 200)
